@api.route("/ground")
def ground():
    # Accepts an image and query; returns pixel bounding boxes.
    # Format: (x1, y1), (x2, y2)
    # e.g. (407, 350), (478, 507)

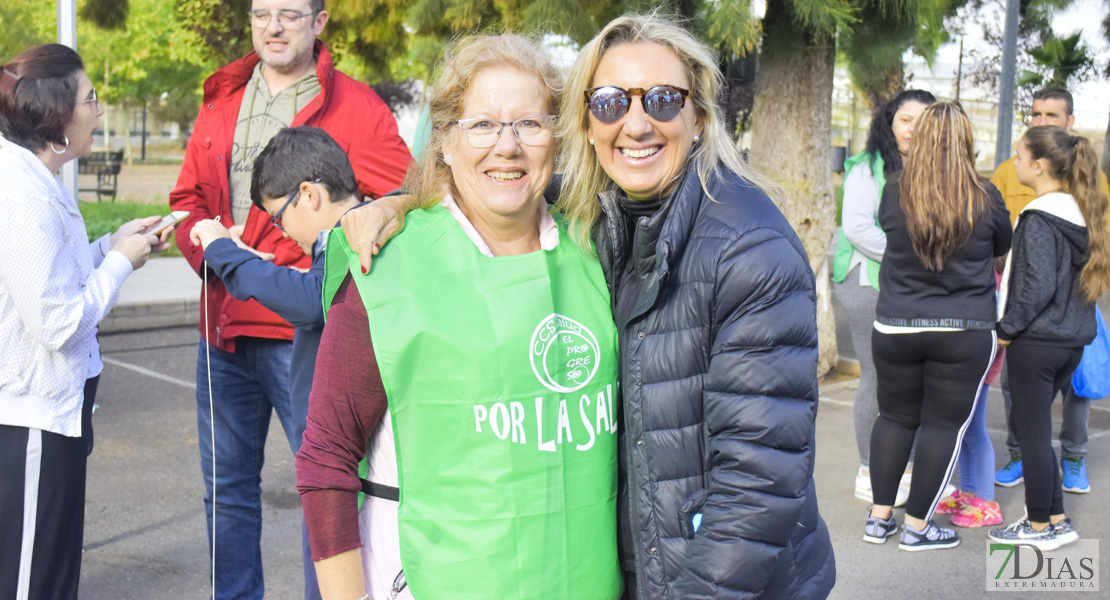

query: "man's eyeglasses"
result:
(248, 9), (317, 29)
(584, 85), (690, 124)
(270, 179), (320, 231)
(452, 115), (557, 149)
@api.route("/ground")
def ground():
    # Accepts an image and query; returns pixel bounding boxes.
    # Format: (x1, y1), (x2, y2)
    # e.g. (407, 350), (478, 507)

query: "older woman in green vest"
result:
(295, 34), (622, 600)
(832, 89), (934, 506)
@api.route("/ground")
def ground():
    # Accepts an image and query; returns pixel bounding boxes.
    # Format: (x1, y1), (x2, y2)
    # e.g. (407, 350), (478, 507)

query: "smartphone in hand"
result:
(144, 211), (190, 236)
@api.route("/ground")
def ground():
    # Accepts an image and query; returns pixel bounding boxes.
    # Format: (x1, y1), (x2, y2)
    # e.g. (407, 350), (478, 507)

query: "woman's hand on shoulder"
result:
(341, 194), (415, 274)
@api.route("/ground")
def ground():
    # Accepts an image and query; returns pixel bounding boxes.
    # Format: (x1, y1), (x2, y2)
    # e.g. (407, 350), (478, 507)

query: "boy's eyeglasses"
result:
(452, 115), (557, 149)
(584, 85), (690, 124)
(270, 179), (320, 231)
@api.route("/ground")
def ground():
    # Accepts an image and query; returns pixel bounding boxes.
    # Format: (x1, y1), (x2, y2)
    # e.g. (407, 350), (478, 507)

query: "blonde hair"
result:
(403, 33), (562, 208)
(899, 101), (991, 271)
(556, 13), (784, 247)
(1023, 126), (1110, 302)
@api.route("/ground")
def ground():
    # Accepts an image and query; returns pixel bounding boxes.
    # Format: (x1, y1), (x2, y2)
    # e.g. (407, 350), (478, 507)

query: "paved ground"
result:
(80, 323), (1110, 599)
(83, 327), (302, 599)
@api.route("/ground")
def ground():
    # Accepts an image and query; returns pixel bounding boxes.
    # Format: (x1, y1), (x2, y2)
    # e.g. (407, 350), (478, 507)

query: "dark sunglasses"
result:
(584, 85), (690, 124)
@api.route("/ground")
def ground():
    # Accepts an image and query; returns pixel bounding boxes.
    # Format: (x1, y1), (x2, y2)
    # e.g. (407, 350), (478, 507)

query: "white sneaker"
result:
(855, 466), (909, 507)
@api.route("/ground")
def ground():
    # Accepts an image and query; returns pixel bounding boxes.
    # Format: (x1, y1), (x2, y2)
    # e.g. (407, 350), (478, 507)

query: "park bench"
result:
(78, 150), (123, 202)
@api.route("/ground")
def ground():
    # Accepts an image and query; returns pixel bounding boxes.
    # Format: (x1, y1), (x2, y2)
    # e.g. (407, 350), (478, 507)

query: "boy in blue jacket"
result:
(189, 126), (364, 600)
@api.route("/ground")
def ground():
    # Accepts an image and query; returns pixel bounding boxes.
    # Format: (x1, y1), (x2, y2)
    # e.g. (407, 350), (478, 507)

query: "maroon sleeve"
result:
(295, 273), (388, 560)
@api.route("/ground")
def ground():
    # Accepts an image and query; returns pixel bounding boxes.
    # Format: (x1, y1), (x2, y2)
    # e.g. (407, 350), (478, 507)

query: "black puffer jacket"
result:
(593, 165), (835, 600)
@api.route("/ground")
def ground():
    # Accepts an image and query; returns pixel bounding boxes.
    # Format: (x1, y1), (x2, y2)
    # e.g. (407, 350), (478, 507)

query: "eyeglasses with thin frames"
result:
(270, 179), (320, 231)
(452, 115), (557, 149)
(83, 88), (99, 109)
(248, 9), (317, 29)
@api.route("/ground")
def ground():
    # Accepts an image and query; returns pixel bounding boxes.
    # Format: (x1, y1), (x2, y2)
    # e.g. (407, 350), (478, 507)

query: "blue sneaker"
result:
(1061, 455), (1090, 494)
(995, 452), (1023, 487)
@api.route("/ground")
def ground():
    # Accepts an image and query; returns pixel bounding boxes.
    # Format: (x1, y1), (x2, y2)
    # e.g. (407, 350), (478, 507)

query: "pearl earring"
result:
(444, 154), (453, 165)
(693, 135), (700, 143)
(588, 139), (594, 145)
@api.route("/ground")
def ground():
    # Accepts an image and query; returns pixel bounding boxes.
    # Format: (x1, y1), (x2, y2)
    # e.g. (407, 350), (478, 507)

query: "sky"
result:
(924, 0), (1109, 132)
(1039, 0), (1107, 124)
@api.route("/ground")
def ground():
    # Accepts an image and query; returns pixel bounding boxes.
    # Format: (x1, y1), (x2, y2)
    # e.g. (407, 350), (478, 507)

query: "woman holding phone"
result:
(0, 44), (170, 600)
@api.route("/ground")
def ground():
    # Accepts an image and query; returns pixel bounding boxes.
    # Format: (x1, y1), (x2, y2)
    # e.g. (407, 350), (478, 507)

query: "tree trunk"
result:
(749, 0), (838, 377)
(867, 66), (904, 115)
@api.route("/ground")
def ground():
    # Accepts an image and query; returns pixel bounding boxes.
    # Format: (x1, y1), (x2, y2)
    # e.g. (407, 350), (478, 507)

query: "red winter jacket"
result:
(170, 41), (411, 351)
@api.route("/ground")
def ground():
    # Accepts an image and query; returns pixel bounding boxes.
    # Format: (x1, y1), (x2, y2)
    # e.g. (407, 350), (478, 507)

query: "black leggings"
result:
(1006, 343), (1083, 523)
(870, 329), (994, 520)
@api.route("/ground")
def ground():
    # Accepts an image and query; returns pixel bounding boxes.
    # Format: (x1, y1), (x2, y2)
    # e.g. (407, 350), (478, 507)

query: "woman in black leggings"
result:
(990, 126), (1110, 550)
(863, 102), (1012, 551)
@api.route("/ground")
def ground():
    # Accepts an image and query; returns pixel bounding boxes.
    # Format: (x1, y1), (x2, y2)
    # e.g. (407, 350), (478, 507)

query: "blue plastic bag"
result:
(1072, 305), (1110, 399)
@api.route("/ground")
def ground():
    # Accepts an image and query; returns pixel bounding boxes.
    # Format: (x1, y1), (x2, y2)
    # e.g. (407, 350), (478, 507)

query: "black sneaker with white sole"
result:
(898, 520), (960, 551)
(988, 518), (1060, 551)
(863, 512), (898, 544)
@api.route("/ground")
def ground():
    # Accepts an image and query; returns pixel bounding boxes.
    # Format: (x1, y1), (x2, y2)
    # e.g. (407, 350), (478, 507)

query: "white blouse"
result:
(0, 138), (132, 437)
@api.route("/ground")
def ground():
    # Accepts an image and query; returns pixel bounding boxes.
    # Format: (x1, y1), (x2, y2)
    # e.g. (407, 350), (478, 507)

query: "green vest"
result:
(323, 205), (622, 600)
(833, 151), (884, 290)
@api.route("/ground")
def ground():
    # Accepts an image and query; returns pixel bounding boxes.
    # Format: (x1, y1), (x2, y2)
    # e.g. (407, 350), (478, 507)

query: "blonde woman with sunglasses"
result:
(553, 14), (834, 599)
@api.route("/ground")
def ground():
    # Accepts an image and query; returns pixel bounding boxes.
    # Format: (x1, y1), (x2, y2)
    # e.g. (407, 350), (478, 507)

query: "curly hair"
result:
(865, 89), (935, 176)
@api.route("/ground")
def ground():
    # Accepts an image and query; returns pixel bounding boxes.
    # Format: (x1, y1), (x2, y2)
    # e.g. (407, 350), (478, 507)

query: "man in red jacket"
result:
(168, 2), (410, 598)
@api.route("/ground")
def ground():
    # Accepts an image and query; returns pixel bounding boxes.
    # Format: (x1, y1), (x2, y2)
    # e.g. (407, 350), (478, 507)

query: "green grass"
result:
(79, 200), (182, 258)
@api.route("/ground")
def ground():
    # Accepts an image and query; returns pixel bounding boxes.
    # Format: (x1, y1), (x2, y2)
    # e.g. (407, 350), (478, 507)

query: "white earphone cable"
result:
(202, 216), (219, 597)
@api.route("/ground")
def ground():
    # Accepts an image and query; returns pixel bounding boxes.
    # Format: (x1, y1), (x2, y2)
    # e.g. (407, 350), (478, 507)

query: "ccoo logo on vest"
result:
(530, 313), (600, 392)
(473, 313), (617, 452)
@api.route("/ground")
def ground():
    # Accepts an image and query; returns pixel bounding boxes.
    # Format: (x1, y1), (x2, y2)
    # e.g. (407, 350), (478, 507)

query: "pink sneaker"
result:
(935, 489), (966, 515)
(950, 497), (1003, 528)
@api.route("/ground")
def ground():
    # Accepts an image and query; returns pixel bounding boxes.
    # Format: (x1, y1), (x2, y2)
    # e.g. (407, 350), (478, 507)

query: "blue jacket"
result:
(203, 231), (327, 447)
(593, 163), (835, 600)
